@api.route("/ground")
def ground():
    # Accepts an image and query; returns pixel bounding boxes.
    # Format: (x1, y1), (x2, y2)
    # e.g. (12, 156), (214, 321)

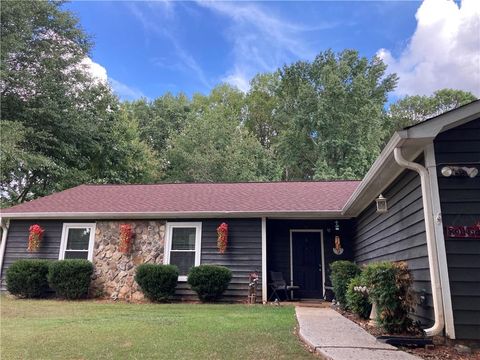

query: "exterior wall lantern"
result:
(441, 166), (478, 178)
(375, 194), (388, 213)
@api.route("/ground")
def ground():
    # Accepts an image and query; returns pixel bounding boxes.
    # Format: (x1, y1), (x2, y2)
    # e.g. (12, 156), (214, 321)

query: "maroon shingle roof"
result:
(1, 181), (360, 215)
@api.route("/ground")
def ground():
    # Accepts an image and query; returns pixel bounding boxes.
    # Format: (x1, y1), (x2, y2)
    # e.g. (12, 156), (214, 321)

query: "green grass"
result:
(0, 297), (315, 360)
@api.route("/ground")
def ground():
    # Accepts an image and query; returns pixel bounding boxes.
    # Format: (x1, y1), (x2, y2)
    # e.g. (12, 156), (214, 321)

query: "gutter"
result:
(393, 147), (444, 337)
(0, 218), (10, 279)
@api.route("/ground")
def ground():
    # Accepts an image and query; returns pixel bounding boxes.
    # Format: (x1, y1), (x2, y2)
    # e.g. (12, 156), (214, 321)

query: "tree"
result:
(387, 89), (477, 132)
(271, 50), (398, 180)
(0, 1), (158, 206)
(245, 72), (281, 148)
(163, 85), (279, 182)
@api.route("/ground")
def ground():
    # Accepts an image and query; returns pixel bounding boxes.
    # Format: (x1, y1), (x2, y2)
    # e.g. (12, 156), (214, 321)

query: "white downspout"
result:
(393, 148), (444, 337)
(0, 218), (10, 279)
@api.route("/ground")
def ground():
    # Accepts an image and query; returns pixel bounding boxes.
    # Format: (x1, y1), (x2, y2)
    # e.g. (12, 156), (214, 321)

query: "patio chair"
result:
(268, 271), (299, 301)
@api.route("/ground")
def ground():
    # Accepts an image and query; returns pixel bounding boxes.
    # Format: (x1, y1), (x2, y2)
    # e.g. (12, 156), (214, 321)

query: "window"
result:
(165, 222), (202, 281)
(59, 223), (96, 261)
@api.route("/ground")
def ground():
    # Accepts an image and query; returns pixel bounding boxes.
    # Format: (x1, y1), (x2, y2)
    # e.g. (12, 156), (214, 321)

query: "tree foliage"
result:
(2, 1), (475, 206)
(0, 1), (157, 206)
(387, 89), (477, 132)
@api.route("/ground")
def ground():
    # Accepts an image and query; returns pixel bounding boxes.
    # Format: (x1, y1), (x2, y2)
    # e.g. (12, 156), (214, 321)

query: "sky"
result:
(65, 0), (480, 101)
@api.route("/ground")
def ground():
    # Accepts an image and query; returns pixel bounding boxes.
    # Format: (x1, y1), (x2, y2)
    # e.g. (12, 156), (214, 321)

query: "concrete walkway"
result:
(296, 307), (421, 360)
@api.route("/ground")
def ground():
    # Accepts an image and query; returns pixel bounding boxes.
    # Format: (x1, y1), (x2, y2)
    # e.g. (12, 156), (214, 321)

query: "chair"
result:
(268, 271), (300, 301)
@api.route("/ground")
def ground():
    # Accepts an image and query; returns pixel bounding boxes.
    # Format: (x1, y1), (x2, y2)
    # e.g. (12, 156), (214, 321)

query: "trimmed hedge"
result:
(330, 260), (360, 308)
(6, 259), (51, 298)
(135, 264), (179, 302)
(346, 275), (371, 319)
(362, 261), (415, 333)
(187, 265), (232, 302)
(47, 259), (93, 299)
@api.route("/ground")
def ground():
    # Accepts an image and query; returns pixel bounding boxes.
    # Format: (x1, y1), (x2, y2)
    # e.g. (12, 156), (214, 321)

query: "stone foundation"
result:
(91, 220), (165, 301)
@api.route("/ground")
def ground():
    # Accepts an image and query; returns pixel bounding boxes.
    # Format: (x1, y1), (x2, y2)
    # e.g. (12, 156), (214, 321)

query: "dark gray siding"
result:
(1, 220), (66, 289)
(353, 168), (434, 326)
(175, 218), (262, 302)
(267, 219), (354, 299)
(435, 118), (480, 339)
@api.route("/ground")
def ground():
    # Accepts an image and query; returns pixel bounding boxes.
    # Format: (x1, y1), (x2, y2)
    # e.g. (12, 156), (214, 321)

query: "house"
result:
(1, 100), (479, 340)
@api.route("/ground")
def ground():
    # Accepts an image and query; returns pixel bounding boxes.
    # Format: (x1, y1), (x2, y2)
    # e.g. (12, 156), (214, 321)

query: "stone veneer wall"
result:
(91, 220), (166, 301)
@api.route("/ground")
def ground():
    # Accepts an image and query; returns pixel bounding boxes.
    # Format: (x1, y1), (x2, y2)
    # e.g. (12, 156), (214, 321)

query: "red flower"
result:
(119, 224), (133, 254)
(27, 224), (45, 252)
(217, 222), (228, 254)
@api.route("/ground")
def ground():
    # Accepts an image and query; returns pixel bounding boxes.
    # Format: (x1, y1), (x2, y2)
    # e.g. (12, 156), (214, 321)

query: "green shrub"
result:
(346, 275), (371, 319)
(135, 264), (179, 302)
(187, 265), (232, 302)
(330, 260), (360, 308)
(6, 259), (51, 298)
(362, 261), (415, 333)
(47, 260), (93, 299)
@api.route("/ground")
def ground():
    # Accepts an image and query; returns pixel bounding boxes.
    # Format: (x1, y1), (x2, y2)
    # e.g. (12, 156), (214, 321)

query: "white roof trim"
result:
(0, 210), (352, 220)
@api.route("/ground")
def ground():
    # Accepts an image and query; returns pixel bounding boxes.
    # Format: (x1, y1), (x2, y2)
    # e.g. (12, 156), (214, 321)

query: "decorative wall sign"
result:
(333, 235), (344, 255)
(445, 221), (480, 239)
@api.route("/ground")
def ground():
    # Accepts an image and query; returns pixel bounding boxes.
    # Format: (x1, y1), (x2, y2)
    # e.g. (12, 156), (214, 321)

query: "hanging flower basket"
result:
(27, 224), (45, 252)
(217, 222), (228, 254)
(119, 224), (133, 254)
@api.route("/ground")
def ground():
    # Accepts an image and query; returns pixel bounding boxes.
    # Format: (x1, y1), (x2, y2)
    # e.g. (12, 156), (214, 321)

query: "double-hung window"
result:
(59, 223), (96, 261)
(165, 222), (202, 281)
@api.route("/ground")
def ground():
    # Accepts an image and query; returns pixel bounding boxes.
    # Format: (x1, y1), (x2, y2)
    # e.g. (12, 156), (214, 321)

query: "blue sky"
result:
(65, 1), (480, 101)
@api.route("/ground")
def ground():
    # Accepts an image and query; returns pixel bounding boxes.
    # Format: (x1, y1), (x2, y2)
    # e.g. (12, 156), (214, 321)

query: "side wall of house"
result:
(352, 167), (434, 327)
(0, 218), (262, 302)
(434, 118), (480, 340)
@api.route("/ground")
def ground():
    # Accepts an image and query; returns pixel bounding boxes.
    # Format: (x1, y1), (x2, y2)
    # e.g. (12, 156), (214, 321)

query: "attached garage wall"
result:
(352, 167), (434, 327)
(434, 117), (480, 340)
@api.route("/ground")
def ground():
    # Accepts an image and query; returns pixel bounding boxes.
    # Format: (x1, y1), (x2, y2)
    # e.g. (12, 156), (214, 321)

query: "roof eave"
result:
(0, 210), (353, 220)
(342, 101), (480, 217)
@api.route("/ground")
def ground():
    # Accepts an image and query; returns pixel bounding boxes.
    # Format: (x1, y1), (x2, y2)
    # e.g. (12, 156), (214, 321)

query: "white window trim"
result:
(59, 223), (96, 261)
(164, 222), (202, 282)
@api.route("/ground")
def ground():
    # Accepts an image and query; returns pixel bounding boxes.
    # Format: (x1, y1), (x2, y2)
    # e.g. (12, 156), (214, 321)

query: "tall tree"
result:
(271, 50), (398, 180)
(163, 85), (279, 182)
(0, 1), (158, 206)
(387, 89), (477, 132)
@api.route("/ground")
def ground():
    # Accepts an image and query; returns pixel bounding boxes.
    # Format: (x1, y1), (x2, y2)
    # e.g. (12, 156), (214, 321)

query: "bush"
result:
(47, 260), (93, 299)
(362, 261), (415, 333)
(187, 265), (232, 302)
(6, 259), (51, 298)
(346, 275), (371, 319)
(135, 264), (179, 302)
(330, 260), (360, 308)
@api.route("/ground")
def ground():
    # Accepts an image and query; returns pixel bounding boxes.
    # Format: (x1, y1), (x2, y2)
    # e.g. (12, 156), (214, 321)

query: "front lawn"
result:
(0, 297), (314, 360)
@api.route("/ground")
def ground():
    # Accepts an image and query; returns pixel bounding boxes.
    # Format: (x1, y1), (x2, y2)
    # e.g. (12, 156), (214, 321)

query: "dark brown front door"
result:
(292, 231), (323, 299)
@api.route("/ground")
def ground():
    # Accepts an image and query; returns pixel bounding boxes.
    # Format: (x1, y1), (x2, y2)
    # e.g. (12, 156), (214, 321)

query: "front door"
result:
(292, 231), (323, 299)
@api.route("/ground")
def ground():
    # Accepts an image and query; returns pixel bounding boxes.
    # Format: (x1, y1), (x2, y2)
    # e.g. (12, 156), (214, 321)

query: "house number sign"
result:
(445, 221), (480, 239)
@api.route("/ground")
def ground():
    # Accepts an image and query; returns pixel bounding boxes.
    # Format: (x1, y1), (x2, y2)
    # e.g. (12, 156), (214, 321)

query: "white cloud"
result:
(81, 57), (108, 83)
(378, 0), (480, 96)
(128, 2), (211, 89)
(110, 78), (145, 100)
(82, 57), (144, 100)
(198, 1), (328, 92)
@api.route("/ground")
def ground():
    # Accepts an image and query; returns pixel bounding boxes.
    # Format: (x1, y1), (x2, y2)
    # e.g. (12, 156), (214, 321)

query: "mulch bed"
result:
(334, 306), (480, 360)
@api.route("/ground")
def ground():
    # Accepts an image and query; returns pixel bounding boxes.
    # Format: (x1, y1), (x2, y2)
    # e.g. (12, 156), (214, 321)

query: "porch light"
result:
(375, 194), (388, 213)
(334, 221), (340, 231)
(441, 166), (478, 178)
